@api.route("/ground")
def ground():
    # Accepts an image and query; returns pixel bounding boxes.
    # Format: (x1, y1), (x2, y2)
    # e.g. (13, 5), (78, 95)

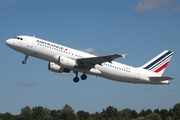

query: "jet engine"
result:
(48, 62), (70, 73)
(58, 56), (78, 68)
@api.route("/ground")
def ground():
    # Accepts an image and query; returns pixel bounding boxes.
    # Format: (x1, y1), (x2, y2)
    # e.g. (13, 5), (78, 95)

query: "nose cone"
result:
(6, 39), (15, 48)
(6, 39), (17, 50)
(6, 39), (11, 46)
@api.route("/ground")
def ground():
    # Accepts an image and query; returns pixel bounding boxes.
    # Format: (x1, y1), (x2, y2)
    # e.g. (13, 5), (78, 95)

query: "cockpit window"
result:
(14, 37), (23, 40)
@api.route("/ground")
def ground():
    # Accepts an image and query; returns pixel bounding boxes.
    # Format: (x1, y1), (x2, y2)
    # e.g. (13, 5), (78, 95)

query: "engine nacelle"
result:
(58, 56), (78, 68)
(48, 62), (70, 73)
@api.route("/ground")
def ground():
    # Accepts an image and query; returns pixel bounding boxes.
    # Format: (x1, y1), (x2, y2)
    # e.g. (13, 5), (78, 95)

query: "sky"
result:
(0, 0), (180, 115)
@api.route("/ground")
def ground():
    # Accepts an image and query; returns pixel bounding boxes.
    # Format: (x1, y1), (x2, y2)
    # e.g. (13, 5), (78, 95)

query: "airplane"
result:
(6, 35), (174, 84)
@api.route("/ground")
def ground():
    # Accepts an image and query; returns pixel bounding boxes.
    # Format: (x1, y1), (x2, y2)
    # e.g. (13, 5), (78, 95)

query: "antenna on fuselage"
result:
(33, 35), (35, 37)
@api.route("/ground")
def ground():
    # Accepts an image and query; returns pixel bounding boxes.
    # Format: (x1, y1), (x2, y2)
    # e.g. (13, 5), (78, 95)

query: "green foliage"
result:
(139, 109), (146, 117)
(50, 110), (61, 120)
(172, 103), (180, 120)
(0, 112), (14, 120)
(145, 112), (162, 120)
(19, 106), (32, 120)
(131, 110), (139, 118)
(32, 106), (43, 119)
(0, 103), (180, 120)
(168, 108), (173, 119)
(121, 108), (131, 119)
(154, 109), (160, 114)
(77, 110), (90, 120)
(60, 104), (78, 120)
(145, 109), (152, 116)
(101, 106), (119, 119)
(159, 109), (169, 120)
(135, 116), (145, 120)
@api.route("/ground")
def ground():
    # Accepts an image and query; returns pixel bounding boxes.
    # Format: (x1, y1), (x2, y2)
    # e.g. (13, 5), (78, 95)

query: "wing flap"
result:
(77, 54), (126, 68)
(149, 76), (174, 81)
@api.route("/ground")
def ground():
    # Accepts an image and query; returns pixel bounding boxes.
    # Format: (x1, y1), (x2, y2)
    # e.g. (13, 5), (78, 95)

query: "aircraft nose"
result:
(6, 39), (10, 46)
(6, 39), (14, 47)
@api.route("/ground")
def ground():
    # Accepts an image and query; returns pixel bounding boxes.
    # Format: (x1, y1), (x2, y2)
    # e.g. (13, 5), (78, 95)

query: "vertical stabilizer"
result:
(140, 50), (173, 76)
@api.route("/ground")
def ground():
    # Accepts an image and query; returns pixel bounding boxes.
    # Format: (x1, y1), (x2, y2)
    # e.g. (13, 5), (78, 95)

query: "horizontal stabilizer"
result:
(149, 76), (174, 81)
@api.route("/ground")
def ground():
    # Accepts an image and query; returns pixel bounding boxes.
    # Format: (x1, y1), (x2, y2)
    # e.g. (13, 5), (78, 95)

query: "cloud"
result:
(173, 6), (180, 12)
(16, 81), (37, 87)
(81, 48), (103, 56)
(82, 48), (96, 54)
(134, 0), (180, 13)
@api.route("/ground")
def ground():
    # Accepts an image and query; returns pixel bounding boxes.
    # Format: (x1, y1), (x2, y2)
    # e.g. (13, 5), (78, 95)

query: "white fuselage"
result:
(6, 36), (170, 84)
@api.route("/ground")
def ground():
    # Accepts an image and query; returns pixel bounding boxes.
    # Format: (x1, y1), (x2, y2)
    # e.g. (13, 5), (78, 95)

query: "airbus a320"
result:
(6, 35), (174, 84)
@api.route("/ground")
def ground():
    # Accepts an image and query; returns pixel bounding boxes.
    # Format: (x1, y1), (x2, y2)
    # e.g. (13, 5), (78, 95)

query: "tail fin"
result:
(140, 50), (173, 76)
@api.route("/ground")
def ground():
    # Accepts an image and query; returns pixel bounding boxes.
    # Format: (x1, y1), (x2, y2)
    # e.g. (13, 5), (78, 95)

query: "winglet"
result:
(121, 54), (126, 58)
(111, 54), (126, 60)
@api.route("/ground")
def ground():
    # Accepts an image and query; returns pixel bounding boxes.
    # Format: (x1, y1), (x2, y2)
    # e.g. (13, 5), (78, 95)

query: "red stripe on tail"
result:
(154, 62), (169, 73)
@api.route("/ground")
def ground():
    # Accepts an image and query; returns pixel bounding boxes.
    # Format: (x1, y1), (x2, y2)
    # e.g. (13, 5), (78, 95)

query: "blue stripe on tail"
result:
(143, 51), (172, 69)
(148, 52), (173, 71)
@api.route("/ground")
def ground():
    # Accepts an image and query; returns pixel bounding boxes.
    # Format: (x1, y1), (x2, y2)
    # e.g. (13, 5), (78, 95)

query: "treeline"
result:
(0, 103), (180, 120)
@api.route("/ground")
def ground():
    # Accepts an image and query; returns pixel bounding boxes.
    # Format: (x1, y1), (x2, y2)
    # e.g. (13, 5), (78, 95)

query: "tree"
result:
(0, 112), (14, 120)
(2, 102), (180, 120)
(135, 117), (145, 120)
(43, 114), (53, 120)
(120, 108), (133, 119)
(50, 110), (61, 120)
(145, 112), (162, 120)
(172, 103), (180, 120)
(86, 116), (95, 120)
(101, 106), (119, 119)
(41, 107), (53, 120)
(90, 112), (101, 120)
(139, 109), (146, 117)
(159, 109), (169, 120)
(130, 110), (139, 118)
(20, 106), (32, 120)
(77, 110), (90, 120)
(145, 109), (152, 116)
(168, 108), (173, 120)
(154, 109), (160, 115)
(60, 104), (78, 120)
(32, 106), (43, 120)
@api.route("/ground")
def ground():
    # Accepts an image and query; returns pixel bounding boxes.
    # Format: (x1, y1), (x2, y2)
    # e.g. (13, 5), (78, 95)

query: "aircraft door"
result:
(27, 38), (33, 48)
(135, 69), (140, 80)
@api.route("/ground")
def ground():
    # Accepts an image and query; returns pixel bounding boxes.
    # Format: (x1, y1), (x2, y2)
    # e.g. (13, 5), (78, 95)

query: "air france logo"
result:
(36, 40), (64, 50)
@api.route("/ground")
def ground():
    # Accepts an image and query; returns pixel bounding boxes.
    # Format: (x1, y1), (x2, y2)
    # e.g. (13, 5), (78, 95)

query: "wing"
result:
(76, 54), (126, 68)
